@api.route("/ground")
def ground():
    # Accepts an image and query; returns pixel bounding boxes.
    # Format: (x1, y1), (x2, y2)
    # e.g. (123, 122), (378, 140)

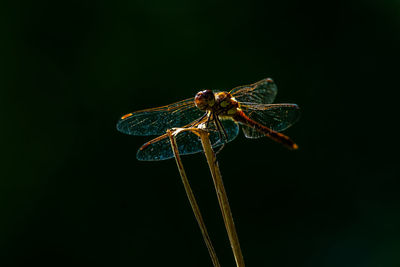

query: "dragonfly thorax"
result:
(214, 91), (239, 116)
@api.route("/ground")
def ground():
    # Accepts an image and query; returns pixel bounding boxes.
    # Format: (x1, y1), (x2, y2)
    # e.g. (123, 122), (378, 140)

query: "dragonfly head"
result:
(195, 89), (215, 111)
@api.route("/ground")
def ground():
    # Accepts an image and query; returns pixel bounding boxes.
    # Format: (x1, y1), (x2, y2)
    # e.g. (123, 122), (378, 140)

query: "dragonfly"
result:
(117, 78), (300, 161)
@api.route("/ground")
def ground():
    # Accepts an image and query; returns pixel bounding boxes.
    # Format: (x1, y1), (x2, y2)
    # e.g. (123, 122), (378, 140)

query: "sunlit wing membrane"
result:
(239, 103), (300, 139)
(137, 119), (239, 161)
(116, 97), (204, 136)
(230, 78), (278, 105)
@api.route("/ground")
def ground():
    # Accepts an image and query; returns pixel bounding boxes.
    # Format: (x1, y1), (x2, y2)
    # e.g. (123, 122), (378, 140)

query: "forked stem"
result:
(167, 129), (221, 267)
(169, 127), (245, 267)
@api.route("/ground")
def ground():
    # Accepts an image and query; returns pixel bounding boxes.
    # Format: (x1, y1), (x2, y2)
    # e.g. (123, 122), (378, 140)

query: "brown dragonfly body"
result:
(195, 90), (298, 150)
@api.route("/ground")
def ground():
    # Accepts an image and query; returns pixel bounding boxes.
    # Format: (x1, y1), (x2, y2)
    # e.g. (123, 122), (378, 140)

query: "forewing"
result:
(136, 119), (239, 161)
(117, 97), (204, 136)
(240, 103), (300, 139)
(230, 78), (278, 104)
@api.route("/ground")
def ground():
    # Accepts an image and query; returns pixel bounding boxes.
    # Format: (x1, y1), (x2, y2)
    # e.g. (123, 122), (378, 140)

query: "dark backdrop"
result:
(2, 0), (399, 266)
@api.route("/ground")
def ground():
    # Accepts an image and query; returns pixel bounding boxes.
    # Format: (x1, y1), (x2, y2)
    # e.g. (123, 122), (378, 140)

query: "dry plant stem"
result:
(167, 130), (221, 267)
(197, 130), (246, 267)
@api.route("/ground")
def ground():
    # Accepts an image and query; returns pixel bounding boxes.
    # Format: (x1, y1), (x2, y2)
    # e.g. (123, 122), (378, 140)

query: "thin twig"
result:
(197, 130), (246, 267)
(167, 129), (221, 267)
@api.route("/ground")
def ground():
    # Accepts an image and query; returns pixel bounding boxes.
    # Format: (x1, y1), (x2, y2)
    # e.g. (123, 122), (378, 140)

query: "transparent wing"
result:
(239, 103), (300, 139)
(230, 78), (278, 104)
(137, 119), (239, 161)
(117, 97), (204, 136)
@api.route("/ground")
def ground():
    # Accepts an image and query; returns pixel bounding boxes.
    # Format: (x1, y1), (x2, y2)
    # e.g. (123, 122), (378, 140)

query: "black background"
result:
(2, 0), (400, 266)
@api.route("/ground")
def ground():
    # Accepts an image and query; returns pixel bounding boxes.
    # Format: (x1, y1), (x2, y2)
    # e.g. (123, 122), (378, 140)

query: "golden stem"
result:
(197, 130), (246, 267)
(167, 129), (221, 267)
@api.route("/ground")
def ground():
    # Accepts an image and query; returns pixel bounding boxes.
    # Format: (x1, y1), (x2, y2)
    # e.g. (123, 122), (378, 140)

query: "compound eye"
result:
(195, 90), (215, 111)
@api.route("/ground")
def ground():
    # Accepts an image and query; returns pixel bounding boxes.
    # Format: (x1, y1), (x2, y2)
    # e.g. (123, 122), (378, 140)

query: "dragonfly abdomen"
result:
(233, 110), (298, 150)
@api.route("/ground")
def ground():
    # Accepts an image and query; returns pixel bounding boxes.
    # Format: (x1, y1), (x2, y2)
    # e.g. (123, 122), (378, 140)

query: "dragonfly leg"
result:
(215, 115), (229, 143)
(192, 111), (212, 132)
(205, 111), (212, 129)
(213, 115), (228, 156)
(191, 112), (207, 127)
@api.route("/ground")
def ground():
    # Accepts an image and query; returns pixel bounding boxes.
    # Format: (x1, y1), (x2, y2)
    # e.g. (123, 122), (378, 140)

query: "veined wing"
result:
(230, 78), (278, 104)
(137, 119), (239, 161)
(239, 103), (300, 139)
(117, 97), (204, 136)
